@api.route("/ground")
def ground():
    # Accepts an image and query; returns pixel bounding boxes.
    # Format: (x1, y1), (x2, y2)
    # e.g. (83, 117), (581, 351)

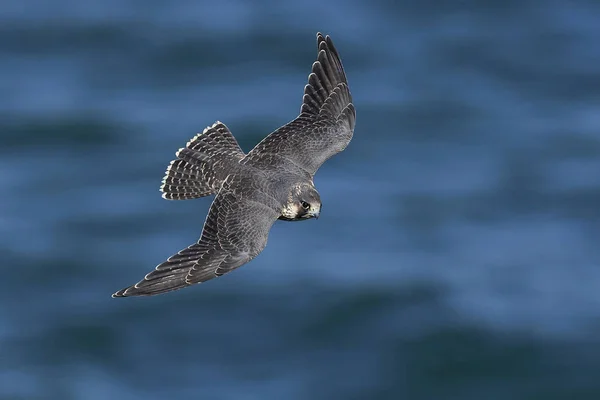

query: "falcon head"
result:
(280, 183), (322, 221)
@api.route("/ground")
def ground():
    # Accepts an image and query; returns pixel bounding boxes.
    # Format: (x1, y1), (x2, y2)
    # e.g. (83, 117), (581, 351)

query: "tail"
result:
(160, 121), (245, 200)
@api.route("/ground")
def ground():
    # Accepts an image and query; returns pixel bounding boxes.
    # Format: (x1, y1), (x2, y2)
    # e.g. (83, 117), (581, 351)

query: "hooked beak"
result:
(312, 205), (321, 220)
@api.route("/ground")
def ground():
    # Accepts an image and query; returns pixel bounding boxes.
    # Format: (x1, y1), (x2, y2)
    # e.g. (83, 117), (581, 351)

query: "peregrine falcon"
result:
(113, 32), (355, 297)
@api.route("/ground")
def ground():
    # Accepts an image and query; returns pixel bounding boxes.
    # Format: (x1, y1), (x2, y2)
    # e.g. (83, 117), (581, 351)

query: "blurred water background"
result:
(2, 0), (600, 399)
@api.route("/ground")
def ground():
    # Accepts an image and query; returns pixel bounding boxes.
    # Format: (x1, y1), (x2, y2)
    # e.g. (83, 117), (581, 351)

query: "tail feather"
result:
(161, 159), (213, 200)
(160, 121), (245, 200)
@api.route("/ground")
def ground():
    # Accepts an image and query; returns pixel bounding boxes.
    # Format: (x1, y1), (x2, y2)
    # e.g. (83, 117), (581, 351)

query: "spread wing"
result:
(245, 32), (356, 176)
(112, 178), (280, 297)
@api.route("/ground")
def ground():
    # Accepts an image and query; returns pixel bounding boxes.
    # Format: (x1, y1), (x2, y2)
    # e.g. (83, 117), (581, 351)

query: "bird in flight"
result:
(113, 32), (355, 297)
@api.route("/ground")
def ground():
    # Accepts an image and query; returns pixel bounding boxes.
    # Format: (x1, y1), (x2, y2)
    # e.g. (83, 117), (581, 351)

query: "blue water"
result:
(2, 1), (600, 399)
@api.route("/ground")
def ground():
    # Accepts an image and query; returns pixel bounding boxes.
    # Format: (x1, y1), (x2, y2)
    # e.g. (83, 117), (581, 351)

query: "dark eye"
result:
(301, 201), (310, 210)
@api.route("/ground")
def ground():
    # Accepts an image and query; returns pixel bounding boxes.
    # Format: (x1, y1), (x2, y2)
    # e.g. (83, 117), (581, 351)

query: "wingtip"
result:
(316, 32), (333, 44)
(112, 285), (137, 298)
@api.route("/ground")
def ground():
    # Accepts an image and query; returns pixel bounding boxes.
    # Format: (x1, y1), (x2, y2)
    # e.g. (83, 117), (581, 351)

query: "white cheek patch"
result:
(282, 203), (300, 219)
